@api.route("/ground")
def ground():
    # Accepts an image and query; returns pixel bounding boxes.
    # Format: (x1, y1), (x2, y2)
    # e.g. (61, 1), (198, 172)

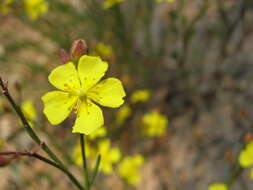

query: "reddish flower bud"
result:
(70, 39), (87, 61)
(59, 49), (70, 64)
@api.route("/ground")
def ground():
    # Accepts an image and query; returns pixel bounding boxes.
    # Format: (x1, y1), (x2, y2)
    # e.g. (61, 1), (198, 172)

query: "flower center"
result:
(77, 88), (87, 98)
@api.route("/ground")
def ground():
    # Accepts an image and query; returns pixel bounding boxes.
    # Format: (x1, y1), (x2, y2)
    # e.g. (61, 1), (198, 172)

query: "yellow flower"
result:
(141, 110), (168, 137)
(103, 0), (124, 9)
(21, 100), (37, 128)
(0, 0), (13, 15)
(93, 42), (113, 58)
(115, 105), (132, 126)
(73, 139), (121, 174)
(208, 183), (228, 190)
(239, 141), (253, 168)
(24, 0), (49, 20)
(130, 89), (151, 104)
(118, 154), (144, 186)
(42, 55), (126, 135)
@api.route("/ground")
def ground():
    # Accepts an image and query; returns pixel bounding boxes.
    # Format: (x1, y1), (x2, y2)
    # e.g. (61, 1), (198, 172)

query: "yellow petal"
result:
(78, 55), (108, 90)
(87, 78), (126, 108)
(42, 91), (78, 125)
(72, 100), (104, 135)
(48, 62), (81, 92)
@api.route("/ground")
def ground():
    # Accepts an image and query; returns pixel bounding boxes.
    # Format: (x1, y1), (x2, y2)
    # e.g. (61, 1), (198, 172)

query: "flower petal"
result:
(48, 62), (81, 92)
(78, 55), (108, 90)
(87, 78), (126, 108)
(72, 100), (104, 135)
(42, 91), (78, 125)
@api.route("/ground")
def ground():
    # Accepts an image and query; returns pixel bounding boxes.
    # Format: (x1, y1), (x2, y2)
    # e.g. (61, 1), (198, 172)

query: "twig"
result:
(80, 134), (90, 190)
(0, 77), (84, 190)
(0, 151), (83, 188)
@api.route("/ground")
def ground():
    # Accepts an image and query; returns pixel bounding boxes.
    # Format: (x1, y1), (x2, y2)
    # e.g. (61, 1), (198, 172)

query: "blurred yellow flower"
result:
(73, 141), (94, 166)
(0, 0), (13, 15)
(93, 42), (113, 58)
(21, 100), (37, 128)
(141, 110), (168, 137)
(24, 0), (49, 20)
(208, 183), (228, 190)
(118, 154), (144, 186)
(89, 127), (107, 140)
(130, 89), (151, 104)
(96, 139), (121, 174)
(103, 0), (124, 9)
(155, 0), (174, 3)
(41, 55), (126, 135)
(239, 141), (253, 168)
(73, 139), (121, 174)
(115, 105), (132, 126)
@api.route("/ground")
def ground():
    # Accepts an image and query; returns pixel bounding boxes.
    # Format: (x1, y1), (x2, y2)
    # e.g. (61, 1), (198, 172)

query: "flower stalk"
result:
(80, 134), (90, 189)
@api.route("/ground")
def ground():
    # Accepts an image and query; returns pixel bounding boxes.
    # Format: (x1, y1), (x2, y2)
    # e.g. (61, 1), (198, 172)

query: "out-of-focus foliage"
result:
(0, 0), (13, 15)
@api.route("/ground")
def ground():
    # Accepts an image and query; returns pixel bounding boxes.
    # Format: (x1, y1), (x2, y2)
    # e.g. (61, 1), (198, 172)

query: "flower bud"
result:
(70, 39), (87, 61)
(59, 49), (70, 64)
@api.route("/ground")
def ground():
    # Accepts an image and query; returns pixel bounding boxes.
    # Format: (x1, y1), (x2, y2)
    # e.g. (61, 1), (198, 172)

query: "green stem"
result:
(226, 165), (243, 188)
(80, 134), (90, 190)
(0, 77), (84, 190)
(0, 151), (82, 189)
(90, 154), (101, 186)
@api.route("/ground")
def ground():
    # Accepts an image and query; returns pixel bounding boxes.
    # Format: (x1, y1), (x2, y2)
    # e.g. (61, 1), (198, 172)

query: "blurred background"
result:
(1, 0), (253, 189)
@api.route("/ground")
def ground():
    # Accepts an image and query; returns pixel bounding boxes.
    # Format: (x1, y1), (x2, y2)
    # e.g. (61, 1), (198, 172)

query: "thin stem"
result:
(226, 165), (243, 188)
(0, 77), (84, 190)
(0, 151), (83, 189)
(80, 134), (90, 190)
(90, 154), (101, 186)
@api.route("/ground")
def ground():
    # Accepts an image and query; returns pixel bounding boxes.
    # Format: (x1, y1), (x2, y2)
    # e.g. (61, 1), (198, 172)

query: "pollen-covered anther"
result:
(63, 83), (70, 90)
(73, 103), (78, 114)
